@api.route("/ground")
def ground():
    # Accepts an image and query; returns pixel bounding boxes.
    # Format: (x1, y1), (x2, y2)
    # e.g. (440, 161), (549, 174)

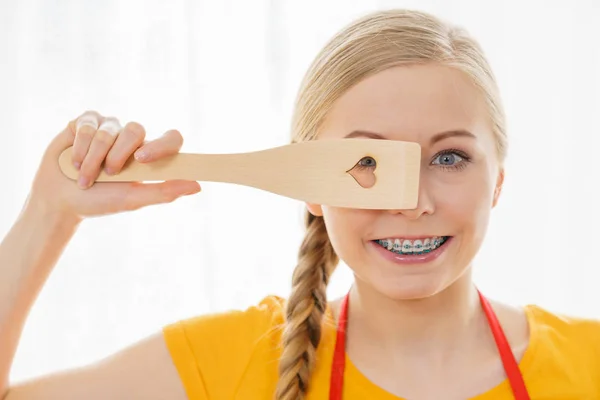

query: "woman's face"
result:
(307, 64), (504, 300)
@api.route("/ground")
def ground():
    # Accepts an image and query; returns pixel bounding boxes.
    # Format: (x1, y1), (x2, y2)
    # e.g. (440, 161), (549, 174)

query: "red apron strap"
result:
(329, 292), (348, 399)
(478, 290), (530, 400)
(329, 290), (530, 400)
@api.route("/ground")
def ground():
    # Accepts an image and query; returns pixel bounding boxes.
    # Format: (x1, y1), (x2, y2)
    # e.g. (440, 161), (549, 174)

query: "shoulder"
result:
(491, 298), (600, 352)
(525, 304), (600, 347)
(167, 295), (287, 335)
(522, 304), (600, 391)
(163, 294), (287, 353)
(161, 296), (287, 399)
(488, 300), (600, 394)
(524, 304), (600, 374)
(489, 299), (600, 366)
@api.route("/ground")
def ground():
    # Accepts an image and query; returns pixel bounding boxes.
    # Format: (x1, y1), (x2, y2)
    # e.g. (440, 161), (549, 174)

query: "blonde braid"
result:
(275, 211), (338, 400)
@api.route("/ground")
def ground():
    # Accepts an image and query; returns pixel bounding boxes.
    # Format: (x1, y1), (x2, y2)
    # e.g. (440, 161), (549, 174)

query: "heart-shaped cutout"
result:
(346, 156), (377, 188)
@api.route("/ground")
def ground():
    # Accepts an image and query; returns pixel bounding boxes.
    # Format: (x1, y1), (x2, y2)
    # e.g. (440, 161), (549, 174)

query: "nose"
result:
(386, 179), (434, 219)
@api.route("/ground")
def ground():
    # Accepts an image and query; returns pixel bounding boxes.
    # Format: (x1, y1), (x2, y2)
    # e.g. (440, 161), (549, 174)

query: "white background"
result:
(1, 0), (599, 382)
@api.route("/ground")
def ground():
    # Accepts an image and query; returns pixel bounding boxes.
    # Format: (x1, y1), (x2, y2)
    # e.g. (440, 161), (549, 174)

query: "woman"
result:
(1, 8), (599, 400)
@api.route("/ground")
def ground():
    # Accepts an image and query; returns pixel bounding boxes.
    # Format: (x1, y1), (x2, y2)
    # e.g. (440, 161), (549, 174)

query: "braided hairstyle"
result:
(276, 8), (507, 399)
(275, 212), (338, 400)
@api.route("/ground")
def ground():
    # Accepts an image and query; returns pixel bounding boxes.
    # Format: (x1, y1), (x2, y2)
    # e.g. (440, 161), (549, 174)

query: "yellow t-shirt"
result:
(162, 296), (600, 399)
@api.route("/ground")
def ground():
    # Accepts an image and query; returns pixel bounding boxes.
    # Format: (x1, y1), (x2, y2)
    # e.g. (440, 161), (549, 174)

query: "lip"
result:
(373, 235), (446, 241)
(368, 237), (453, 265)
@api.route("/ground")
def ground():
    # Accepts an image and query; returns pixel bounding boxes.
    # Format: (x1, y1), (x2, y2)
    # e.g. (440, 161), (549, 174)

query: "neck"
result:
(346, 268), (486, 364)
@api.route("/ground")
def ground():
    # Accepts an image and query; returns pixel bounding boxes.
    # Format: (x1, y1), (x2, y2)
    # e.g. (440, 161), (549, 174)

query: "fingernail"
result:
(134, 149), (148, 161)
(73, 161), (81, 170)
(78, 176), (89, 188)
(104, 167), (113, 175)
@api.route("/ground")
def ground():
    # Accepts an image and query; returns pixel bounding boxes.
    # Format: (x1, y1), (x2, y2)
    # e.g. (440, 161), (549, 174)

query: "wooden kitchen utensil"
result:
(58, 138), (421, 209)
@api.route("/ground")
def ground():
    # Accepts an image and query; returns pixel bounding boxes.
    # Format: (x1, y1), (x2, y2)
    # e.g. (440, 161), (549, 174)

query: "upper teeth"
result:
(377, 237), (447, 254)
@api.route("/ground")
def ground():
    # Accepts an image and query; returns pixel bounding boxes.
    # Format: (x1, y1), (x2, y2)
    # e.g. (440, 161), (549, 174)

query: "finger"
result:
(133, 129), (183, 163)
(51, 120), (78, 153)
(78, 117), (122, 188)
(123, 180), (201, 211)
(72, 111), (104, 170)
(104, 121), (146, 175)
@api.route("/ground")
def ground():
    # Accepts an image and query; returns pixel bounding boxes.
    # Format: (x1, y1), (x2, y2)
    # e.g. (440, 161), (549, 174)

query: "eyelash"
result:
(351, 151), (471, 172)
(431, 148), (471, 171)
(353, 156), (377, 171)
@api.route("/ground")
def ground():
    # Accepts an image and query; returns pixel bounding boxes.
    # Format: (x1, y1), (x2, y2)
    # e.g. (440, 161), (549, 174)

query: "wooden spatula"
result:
(58, 138), (421, 210)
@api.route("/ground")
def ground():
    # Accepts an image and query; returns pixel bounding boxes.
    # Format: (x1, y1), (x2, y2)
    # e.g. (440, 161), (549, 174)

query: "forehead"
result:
(319, 64), (491, 142)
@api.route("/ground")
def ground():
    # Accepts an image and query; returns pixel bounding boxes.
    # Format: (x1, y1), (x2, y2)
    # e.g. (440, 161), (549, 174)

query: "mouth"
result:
(372, 236), (452, 255)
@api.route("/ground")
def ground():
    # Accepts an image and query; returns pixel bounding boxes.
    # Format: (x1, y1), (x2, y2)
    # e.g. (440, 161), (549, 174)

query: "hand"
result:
(26, 110), (201, 223)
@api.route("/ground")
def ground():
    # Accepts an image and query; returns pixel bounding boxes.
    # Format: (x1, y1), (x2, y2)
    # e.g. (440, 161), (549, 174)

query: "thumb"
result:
(124, 180), (201, 210)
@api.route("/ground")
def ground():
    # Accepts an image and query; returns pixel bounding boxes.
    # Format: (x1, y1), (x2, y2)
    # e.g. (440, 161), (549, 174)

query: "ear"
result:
(492, 168), (504, 208)
(306, 203), (323, 217)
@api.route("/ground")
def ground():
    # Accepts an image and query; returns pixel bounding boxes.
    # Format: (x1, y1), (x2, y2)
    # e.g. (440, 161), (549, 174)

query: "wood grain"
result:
(58, 139), (421, 209)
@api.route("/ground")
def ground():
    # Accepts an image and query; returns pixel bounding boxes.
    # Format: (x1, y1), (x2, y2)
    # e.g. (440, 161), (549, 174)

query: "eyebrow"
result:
(344, 129), (476, 145)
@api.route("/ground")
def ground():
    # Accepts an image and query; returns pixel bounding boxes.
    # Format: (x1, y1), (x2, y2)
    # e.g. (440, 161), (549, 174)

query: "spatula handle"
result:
(58, 146), (256, 183)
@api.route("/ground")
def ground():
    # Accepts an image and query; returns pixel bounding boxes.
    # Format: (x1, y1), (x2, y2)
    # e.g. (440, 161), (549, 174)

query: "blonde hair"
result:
(275, 8), (507, 399)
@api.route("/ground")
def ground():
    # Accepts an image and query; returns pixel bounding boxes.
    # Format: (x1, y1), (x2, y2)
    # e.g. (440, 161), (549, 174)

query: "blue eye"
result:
(433, 152), (463, 166)
(358, 156), (376, 168)
(431, 149), (470, 170)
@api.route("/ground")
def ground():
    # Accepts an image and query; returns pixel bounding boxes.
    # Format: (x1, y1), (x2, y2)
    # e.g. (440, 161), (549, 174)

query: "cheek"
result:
(321, 207), (372, 255)
(430, 170), (495, 231)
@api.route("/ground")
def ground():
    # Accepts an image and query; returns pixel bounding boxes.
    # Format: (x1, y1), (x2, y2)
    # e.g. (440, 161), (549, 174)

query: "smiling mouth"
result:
(373, 236), (451, 255)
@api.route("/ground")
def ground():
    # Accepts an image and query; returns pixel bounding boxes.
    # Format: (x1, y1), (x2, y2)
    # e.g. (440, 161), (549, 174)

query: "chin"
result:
(367, 276), (449, 301)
